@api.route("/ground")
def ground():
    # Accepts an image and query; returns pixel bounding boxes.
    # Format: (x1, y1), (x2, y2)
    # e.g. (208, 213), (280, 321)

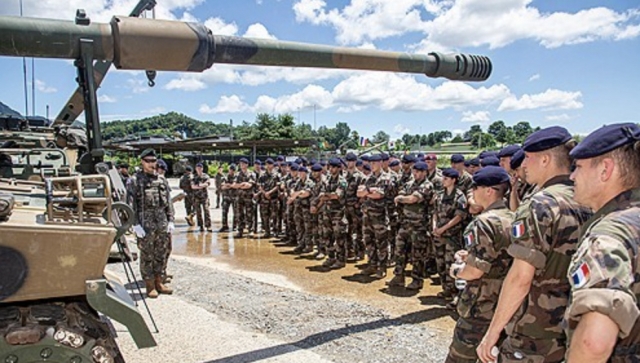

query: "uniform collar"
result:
(541, 174), (572, 189)
(484, 199), (508, 212)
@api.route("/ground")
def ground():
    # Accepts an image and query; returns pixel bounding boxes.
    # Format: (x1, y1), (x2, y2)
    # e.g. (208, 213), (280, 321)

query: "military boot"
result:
(386, 274), (405, 287)
(405, 278), (424, 290)
(329, 260), (346, 269)
(186, 214), (195, 226)
(375, 268), (387, 279)
(145, 279), (158, 299)
(360, 265), (377, 276)
(155, 276), (173, 295)
(322, 258), (336, 268)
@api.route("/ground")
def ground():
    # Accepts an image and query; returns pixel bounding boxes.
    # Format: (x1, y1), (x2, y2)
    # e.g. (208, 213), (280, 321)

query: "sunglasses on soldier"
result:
(142, 158), (157, 163)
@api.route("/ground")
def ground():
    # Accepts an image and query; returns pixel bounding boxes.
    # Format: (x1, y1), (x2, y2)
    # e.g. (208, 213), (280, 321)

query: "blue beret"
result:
(311, 164), (323, 172)
(310, 159), (317, 165)
(463, 160), (470, 167)
(442, 168), (459, 179)
(320, 160), (327, 166)
(361, 155), (370, 162)
(345, 152), (358, 161)
(140, 148), (156, 159)
(295, 158), (303, 164)
(478, 150), (497, 159)
(290, 163), (299, 171)
(402, 154), (416, 163)
(570, 123), (640, 159)
(277, 155), (285, 161)
(299, 166), (308, 173)
(469, 158), (480, 166)
(369, 154), (383, 162)
(363, 164), (371, 171)
(239, 158), (249, 164)
(523, 126), (572, 152)
(498, 145), (521, 158)
(413, 161), (428, 171)
(186, 165), (193, 172)
(389, 160), (400, 167)
(300, 157), (309, 165)
(340, 158), (348, 167)
(254, 159), (262, 165)
(510, 149), (525, 169)
(472, 166), (510, 187)
(329, 157), (342, 167)
(417, 153), (425, 158)
(450, 154), (465, 163)
(196, 162), (204, 168)
(481, 156), (500, 167)
(229, 164), (236, 170)
(380, 153), (390, 161)
(265, 158), (275, 164)
(356, 160), (363, 166)
(157, 159), (168, 170)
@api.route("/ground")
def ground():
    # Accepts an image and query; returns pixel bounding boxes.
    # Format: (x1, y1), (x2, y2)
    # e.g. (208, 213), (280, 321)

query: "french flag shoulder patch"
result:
(571, 262), (591, 289)
(512, 220), (526, 238)
(464, 232), (475, 247)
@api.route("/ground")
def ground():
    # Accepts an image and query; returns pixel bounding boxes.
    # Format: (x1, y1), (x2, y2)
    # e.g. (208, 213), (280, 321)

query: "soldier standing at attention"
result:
(179, 165), (195, 226)
(191, 163), (212, 232)
(156, 159), (175, 283)
(127, 149), (174, 298)
(508, 149), (537, 211)
(563, 123), (640, 362)
(388, 161), (433, 290)
(382, 153), (400, 265)
(477, 127), (593, 363)
(117, 161), (131, 186)
(284, 163), (300, 246)
(290, 166), (315, 254)
(218, 164), (237, 233)
(358, 154), (391, 279)
(214, 168), (223, 208)
(258, 158), (280, 238)
(319, 158), (348, 269)
(232, 158), (256, 238)
(309, 163), (327, 257)
(498, 145), (521, 172)
(450, 154), (473, 195)
(344, 153), (365, 261)
(433, 168), (468, 302)
(445, 166), (514, 363)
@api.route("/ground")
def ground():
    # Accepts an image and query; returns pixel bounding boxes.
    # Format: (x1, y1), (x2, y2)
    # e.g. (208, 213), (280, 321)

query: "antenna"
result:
(20, 0), (28, 116)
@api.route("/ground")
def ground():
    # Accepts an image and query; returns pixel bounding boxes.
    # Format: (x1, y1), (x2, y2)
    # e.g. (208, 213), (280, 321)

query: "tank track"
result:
(0, 299), (125, 363)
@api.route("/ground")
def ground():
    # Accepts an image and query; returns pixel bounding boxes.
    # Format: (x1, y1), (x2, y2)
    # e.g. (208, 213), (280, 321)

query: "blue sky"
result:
(0, 0), (639, 139)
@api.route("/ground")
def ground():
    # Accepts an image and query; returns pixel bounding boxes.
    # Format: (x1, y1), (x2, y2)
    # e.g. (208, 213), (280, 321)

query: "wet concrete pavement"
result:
(168, 180), (457, 334)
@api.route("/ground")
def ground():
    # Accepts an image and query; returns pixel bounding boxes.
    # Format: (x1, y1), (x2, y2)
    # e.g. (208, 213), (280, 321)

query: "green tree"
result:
(513, 121), (534, 142)
(371, 130), (390, 144)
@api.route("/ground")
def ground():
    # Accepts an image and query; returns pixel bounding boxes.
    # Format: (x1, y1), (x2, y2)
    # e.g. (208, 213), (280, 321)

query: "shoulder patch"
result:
(570, 262), (591, 288)
(512, 220), (527, 238)
(464, 231), (475, 247)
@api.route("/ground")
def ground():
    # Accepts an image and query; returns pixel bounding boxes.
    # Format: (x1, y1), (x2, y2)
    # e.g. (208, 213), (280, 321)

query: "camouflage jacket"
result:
(434, 188), (468, 237)
(516, 179), (538, 203)
(458, 200), (514, 321)
(234, 170), (256, 199)
(215, 172), (223, 189)
(258, 170), (280, 201)
(398, 169), (414, 191)
(384, 168), (399, 207)
(321, 173), (347, 211)
(127, 171), (174, 231)
(361, 171), (391, 213)
(294, 176), (315, 208)
(220, 173), (236, 198)
(191, 173), (210, 200)
(506, 175), (592, 340)
(399, 177), (433, 220)
(565, 188), (640, 355)
(344, 168), (365, 205)
(457, 170), (473, 195)
(428, 168), (444, 192)
(178, 173), (192, 192)
(310, 174), (326, 210)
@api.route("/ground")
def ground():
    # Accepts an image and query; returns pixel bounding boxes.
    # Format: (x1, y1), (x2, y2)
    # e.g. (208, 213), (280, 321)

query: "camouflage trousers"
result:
(193, 196), (211, 229)
(393, 218), (429, 279)
(498, 334), (565, 363)
(236, 196), (254, 233)
(183, 192), (194, 216)
(311, 212), (322, 252)
(138, 229), (170, 280)
(387, 205), (399, 261)
(344, 203), (364, 256)
(363, 209), (388, 268)
(215, 191), (221, 207)
(445, 317), (492, 363)
(294, 204), (311, 248)
(259, 198), (279, 235)
(162, 234), (173, 278)
(221, 196), (235, 229)
(286, 203), (296, 243)
(434, 235), (462, 293)
(322, 210), (346, 260)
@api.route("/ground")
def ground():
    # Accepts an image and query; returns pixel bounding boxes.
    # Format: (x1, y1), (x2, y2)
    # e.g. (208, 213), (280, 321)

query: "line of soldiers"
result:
(204, 123), (640, 362)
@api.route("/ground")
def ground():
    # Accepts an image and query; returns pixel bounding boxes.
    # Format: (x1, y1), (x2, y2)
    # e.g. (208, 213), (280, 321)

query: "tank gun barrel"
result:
(0, 15), (491, 81)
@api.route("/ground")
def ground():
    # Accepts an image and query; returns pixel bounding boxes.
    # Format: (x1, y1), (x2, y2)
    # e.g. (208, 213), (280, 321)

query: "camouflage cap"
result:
(139, 148), (156, 159)
(570, 123), (640, 159)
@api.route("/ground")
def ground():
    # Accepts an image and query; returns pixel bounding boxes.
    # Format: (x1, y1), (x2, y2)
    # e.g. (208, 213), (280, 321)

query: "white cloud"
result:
(393, 124), (411, 135)
(204, 17), (239, 36)
(529, 74), (540, 81)
(164, 77), (207, 91)
(498, 89), (583, 111)
(545, 113), (571, 122)
(34, 80), (57, 93)
(126, 79), (150, 94)
(98, 94), (116, 103)
(243, 23), (277, 39)
(200, 95), (252, 114)
(461, 110), (490, 123)
(143, 107), (166, 114)
(293, 0), (640, 49)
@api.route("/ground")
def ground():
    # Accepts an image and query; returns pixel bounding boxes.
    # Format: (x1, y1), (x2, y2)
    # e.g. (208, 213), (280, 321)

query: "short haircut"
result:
(592, 141), (640, 189)
(546, 139), (576, 170)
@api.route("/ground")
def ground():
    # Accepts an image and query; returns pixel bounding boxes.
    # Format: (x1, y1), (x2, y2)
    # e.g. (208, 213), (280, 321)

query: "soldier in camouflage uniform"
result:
(388, 161), (433, 290)
(344, 153), (365, 261)
(445, 166), (514, 363)
(508, 149), (538, 211)
(478, 127), (593, 363)
(319, 158), (348, 269)
(425, 154), (443, 191)
(252, 160), (262, 234)
(257, 158), (280, 238)
(179, 165), (195, 226)
(232, 158), (256, 238)
(156, 160), (176, 283)
(563, 123), (640, 362)
(357, 154), (391, 279)
(433, 168), (468, 300)
(309, 164), (327, 257)
(214, 168), (223, 208)
(450, 154), (473, 195)
(381, 153), (400, 266)
(218, 164), (237, 232)
(127, 149), (174, 298)
(290, 166), (315, 254)
(191, 162), (212, 232)
(283, 163), (300, 246)
(425, 153), (444, 275)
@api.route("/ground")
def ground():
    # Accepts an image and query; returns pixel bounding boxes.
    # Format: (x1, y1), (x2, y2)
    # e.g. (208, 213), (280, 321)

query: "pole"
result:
(20, 0), (28, 116)
(31, 57), (35, 116)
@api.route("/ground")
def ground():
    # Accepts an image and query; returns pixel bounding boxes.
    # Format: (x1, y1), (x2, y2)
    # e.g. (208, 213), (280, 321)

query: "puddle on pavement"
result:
(171, 222), (457, 333)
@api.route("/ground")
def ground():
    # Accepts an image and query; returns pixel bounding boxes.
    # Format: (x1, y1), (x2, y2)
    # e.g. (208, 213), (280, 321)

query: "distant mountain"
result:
(0, 102), (22, 117)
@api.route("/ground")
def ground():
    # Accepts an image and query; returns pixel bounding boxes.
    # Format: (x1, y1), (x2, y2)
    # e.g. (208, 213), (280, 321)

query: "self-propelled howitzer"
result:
(0, 15), (491, 81)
